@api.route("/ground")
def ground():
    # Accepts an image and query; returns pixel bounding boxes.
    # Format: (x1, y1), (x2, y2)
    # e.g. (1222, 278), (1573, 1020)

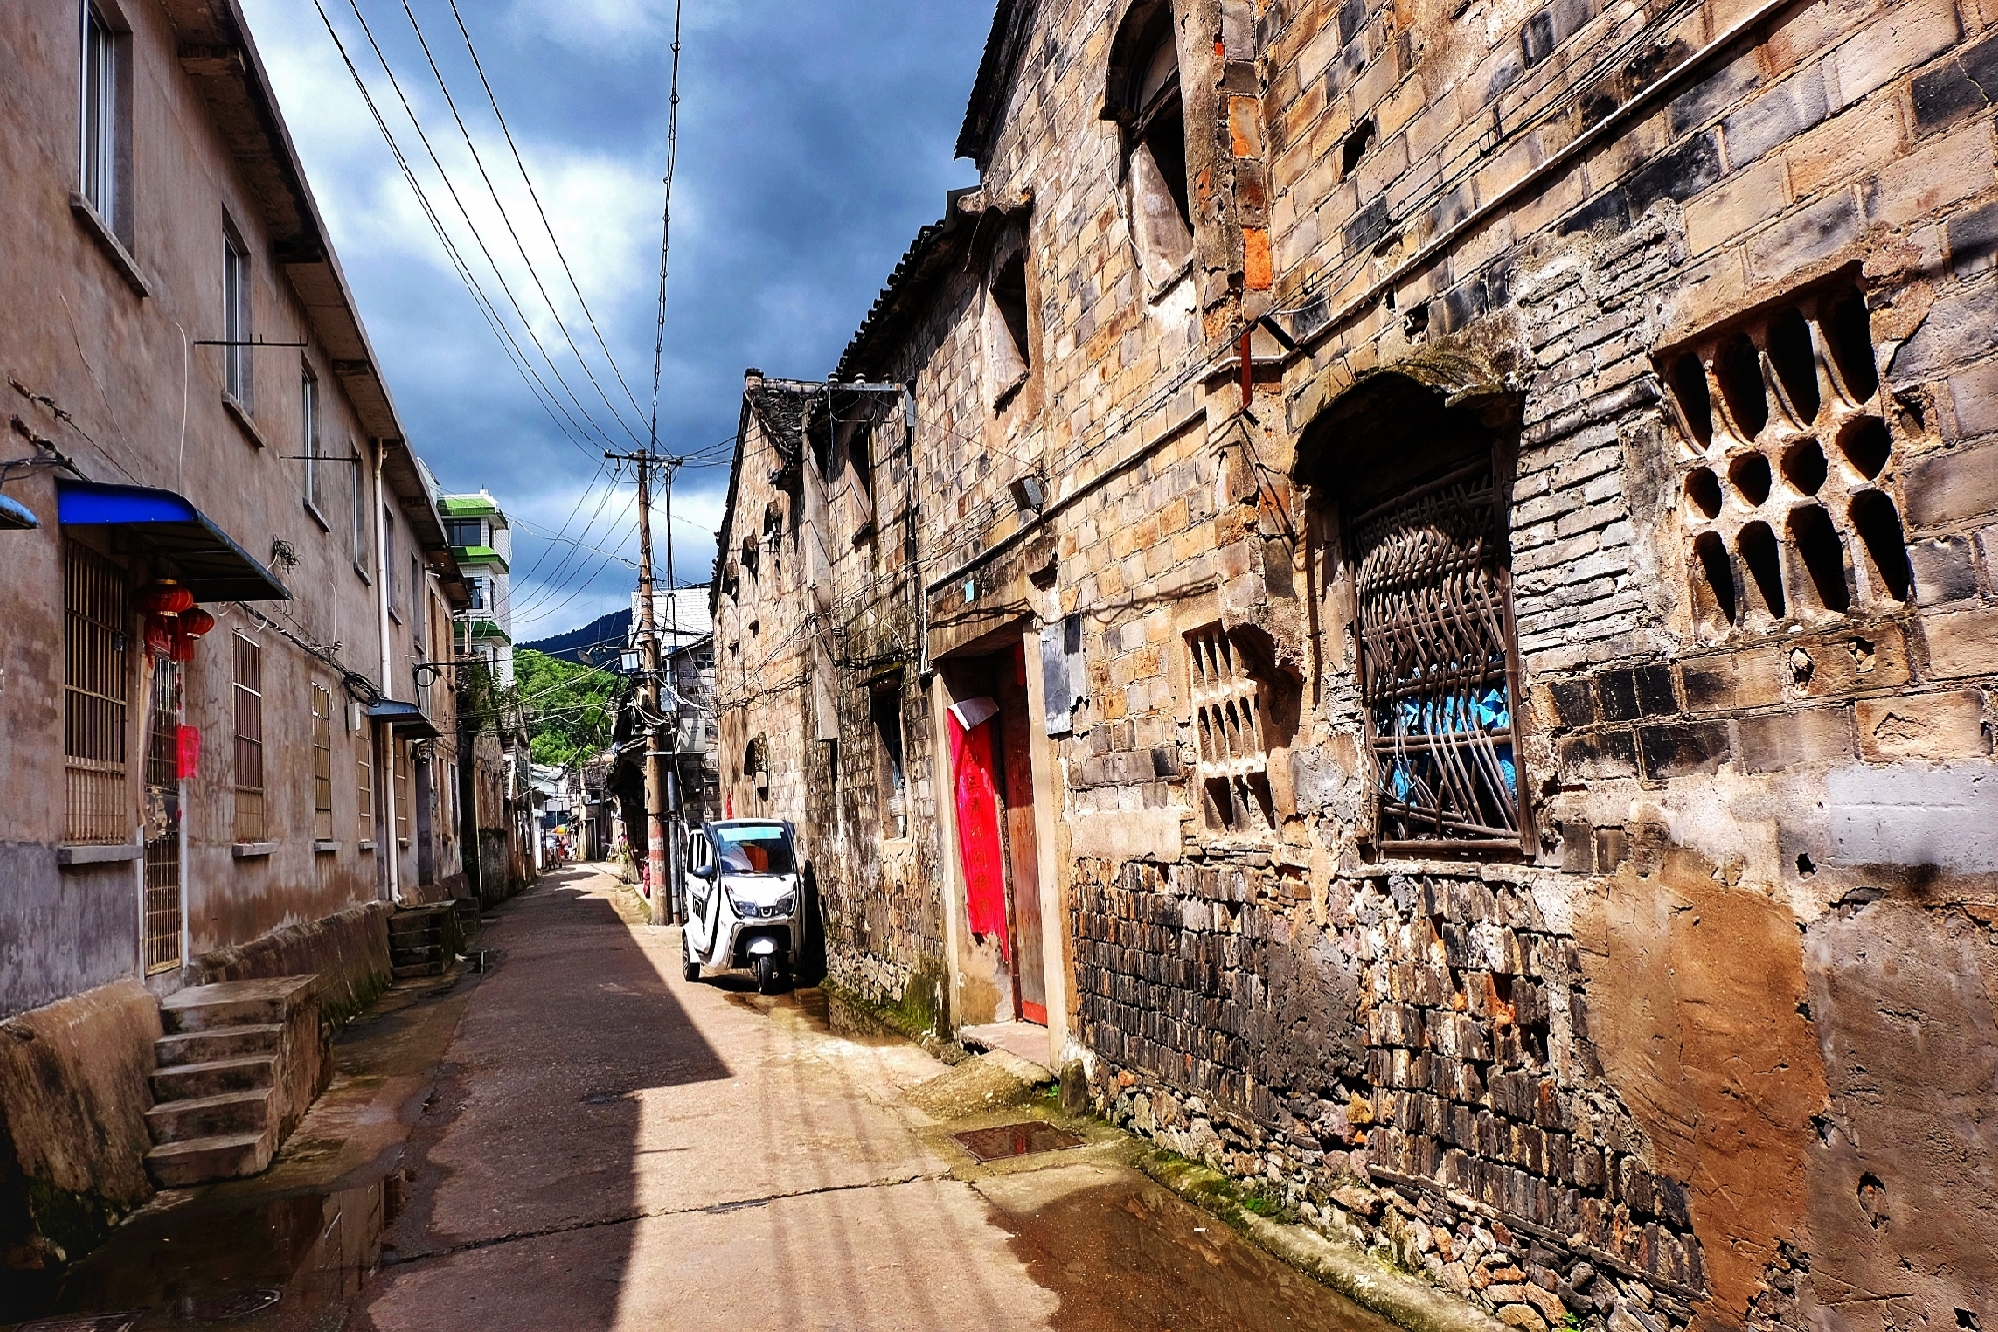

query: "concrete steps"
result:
(145, 977), (318, 1188)
(389, 903), (462, 979)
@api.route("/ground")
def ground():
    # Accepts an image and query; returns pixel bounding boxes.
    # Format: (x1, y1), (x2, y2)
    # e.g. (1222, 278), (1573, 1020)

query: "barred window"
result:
(312, 683), (333, 841)
(394, 741), (410, 844)
(64, 542), (129, 843)
(233, 632), (265, 842)
(1660, 281), (1908, 634)
(1187, 625), (1275, 833)
(1351, 463), (1524, 848)
(357, 725), (375, 845)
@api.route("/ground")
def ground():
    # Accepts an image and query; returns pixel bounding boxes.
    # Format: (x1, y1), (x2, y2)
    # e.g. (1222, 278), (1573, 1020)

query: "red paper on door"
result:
(948, 706), (1010, 960)
(176, 725), (200, 781)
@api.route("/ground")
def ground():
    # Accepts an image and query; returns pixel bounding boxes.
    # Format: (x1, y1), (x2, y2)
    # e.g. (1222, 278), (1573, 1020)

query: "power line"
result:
(308, 0), (612, 465)
(341, 0), (640, 452)
(443, 0), (649, 429)
(395, 0), (651, 442)
(648, 0), (685, 456)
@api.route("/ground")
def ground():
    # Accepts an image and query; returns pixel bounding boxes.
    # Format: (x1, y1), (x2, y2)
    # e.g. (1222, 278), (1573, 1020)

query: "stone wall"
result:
(711, 0), (1998, 1324)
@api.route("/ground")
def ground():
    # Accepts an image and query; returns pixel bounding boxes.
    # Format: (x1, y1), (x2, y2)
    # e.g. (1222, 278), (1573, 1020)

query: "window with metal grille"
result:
(394, 741), (410, 844)
(223, 227), (253, 408)
(1351, 464), (1524, 848)
(233, 632), (265, 842)
(143, 661), (183, 973)
(312, 683), (333, 841)
(357, 726), (375, 844)
(1659, 281), (1907, 634)
(64, 541), (129, 843)
(1186, 625), (1277, 834)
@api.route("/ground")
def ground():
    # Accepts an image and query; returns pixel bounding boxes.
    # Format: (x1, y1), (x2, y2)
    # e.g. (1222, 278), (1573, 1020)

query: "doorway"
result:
(142, 660), (184, 974)
(944, 642), (1047, 1026)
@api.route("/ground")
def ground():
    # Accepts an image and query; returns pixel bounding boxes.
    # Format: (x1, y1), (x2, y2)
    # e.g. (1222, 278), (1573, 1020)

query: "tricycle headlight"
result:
(772, 894), (795, 918)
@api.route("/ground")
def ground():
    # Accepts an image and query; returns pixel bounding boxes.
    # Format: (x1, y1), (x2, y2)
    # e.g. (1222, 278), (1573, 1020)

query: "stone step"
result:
(146, 1088), (272, 1143)
(160, 976), (316, 1034)
(390, 943), (442, 962)
(145, 1130), (273, 1187)
(154, 1022), (283, 1068)
(151, 1055), (275, 1102)
(391, 962), (445, 981)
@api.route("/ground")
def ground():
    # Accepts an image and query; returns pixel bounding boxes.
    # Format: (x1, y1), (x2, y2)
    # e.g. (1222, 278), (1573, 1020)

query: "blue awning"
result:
(57, 479), (289, 601)
(368, 699), (440, 739)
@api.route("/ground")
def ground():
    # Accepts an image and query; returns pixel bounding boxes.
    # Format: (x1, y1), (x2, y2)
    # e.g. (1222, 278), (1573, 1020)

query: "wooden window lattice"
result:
(1187, 626), (1275, 834)
(357, 724), (375, 845)
(312, 683), (334, 841)
(1351, 462), (1524, 847)
(65, 542), (130, 843)
(233, 632), (265, 842)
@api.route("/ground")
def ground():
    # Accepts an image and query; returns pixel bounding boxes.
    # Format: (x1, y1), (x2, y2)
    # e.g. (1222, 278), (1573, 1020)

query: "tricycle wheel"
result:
(681, 930), (700, 983)
(754, 954), (778, 995)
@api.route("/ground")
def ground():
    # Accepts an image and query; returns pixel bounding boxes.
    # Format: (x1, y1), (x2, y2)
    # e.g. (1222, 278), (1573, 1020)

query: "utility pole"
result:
(611, 449), (681, 926)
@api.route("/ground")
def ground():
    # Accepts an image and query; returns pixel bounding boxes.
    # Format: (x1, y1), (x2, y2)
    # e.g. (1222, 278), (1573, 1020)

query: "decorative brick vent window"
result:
(1660, 281), (1910, 636)
(1351, 466), (1524, 848)
(1186, 625), (1276, 833)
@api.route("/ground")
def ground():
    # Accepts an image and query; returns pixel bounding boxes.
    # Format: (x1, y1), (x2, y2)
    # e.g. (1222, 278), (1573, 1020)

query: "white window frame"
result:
(223, 224), (253, 409)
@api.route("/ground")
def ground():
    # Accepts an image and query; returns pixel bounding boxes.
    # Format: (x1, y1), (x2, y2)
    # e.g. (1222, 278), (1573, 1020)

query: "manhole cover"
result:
(954, 1122), (1082, 1162)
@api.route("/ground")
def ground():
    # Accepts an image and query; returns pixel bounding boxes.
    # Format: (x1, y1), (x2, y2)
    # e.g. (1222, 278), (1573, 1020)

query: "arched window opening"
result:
(1297, 372), (1528, 851)
(1115, 5), (1194, 291)
(984, 223), (1033, 403)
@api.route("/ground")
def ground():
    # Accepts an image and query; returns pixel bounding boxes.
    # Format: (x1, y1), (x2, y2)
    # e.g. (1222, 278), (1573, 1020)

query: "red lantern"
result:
(169, 626), (197, 662)
(143, 615), (173, 658)
(136, 581), (195, 616)
(179, 608), (216, 639)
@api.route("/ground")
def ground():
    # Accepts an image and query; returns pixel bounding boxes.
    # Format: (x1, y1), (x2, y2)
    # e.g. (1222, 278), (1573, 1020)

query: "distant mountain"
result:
(522, 610), (631, 666)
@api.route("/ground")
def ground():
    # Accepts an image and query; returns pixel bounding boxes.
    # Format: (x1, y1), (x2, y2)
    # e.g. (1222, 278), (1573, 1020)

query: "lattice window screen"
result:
(65, 542), (130, 843)
(233, 633), (265, 842)
(1351, 463), (1523, 847)
(1186, 626), (1275, 833)
(357, 725), (375, 844)
(1659, 282), (1908, 634)
(312, 683), (334, 841)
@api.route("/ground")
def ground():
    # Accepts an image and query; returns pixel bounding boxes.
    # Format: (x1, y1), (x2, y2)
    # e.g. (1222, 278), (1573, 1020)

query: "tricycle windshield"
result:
(713, 825), (796, 876)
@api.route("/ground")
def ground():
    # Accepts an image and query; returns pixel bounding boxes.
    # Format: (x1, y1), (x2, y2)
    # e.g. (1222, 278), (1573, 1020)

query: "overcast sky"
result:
(238, 0), (990, 640)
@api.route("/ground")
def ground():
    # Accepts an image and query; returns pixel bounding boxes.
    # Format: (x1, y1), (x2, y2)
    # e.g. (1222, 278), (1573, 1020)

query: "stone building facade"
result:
(712, 0), (1998, 1326)
(0, 0), (471, 1295)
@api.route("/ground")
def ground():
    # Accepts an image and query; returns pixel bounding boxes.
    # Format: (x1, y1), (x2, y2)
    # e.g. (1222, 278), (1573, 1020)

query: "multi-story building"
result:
(442, 490), (514, 684)
(439, 490), (532, 898)
(714, 0), (1998, 1327)
(0, 0), (468, 1293)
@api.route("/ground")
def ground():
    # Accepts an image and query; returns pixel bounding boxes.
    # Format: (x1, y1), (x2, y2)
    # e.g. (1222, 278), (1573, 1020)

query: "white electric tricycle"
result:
(680, 820), (805, 994)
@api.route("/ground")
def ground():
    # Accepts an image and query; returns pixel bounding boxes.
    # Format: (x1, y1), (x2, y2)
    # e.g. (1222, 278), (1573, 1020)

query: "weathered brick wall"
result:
(714, 0), (1998, 1324)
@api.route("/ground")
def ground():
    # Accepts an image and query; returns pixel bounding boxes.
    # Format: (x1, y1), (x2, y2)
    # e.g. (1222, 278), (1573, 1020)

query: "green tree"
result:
(514, 649), (621, 769)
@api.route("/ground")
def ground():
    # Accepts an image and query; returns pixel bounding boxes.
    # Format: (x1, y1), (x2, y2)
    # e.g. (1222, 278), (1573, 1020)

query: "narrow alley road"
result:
(355, 867), (1394, 1332)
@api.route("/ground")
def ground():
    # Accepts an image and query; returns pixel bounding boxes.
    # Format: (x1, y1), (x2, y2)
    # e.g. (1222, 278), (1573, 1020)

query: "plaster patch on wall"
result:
(1826, 763), (1998, 870)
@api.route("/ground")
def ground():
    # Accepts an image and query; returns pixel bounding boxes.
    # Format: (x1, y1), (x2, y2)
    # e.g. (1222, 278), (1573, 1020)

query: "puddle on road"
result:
(955, 1122), (1084, 1162)
(986, 1170), (1399, 1332)
(720, 986), (905, 1047)
(21, 1179), (389, 1331)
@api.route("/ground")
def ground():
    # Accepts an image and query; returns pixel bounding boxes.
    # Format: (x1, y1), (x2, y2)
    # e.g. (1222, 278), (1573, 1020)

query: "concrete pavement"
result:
(12, 866), (1399, 1331)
